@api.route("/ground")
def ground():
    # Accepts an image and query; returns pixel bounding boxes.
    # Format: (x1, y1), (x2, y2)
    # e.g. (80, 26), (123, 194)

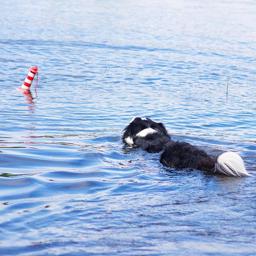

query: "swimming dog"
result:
(122, 117), (249, 177)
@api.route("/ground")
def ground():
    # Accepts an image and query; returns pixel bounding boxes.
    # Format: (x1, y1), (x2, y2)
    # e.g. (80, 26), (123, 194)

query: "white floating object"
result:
(216, 152), (250, 177)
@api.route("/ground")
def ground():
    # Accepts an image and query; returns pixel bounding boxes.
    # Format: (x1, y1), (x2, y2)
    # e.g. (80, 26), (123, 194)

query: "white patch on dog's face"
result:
(124, 136), (134, 146)
(136, 128), (157, 138)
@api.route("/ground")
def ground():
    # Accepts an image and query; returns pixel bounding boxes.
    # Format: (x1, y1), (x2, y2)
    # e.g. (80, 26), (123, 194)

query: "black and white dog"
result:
(122, 117), (170, 153)
(122, 117), (249, 177)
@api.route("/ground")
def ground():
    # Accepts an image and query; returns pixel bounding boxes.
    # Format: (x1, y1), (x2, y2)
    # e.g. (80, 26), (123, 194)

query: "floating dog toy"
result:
(21, 66), (38, 90)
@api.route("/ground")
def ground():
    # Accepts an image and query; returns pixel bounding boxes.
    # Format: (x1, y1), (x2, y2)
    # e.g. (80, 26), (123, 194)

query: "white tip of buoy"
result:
(215, 152), (250, 177)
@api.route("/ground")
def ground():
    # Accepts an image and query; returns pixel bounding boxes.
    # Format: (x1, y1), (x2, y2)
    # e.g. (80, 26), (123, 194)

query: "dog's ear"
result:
(132, 117), (142, 123)
(156, 122), (169, 135)
(127, 117), (141, 125)
(123, 117), (143, 138)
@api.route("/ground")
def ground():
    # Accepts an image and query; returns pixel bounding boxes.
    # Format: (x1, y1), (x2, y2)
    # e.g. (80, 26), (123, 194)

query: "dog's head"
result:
(122, 117), (170, 152)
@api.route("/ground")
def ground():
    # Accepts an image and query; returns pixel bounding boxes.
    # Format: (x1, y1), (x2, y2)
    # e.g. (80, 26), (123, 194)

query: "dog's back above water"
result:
(122, 117), (250, 177)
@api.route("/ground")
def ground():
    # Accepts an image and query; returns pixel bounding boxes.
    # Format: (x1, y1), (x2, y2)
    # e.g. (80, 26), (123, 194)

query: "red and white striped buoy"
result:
(21, 66), (38, 90)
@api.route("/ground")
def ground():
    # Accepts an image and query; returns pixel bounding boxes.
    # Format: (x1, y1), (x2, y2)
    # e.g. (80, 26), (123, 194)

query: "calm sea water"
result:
(0, 0), (255, 255)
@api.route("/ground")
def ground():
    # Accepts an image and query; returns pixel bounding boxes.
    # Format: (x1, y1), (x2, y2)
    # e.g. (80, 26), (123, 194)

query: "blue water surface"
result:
(0, 0), (255, 255)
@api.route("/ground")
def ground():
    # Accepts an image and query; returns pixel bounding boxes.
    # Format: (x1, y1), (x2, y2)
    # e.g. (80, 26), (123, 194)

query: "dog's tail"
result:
(215, 152), (250, 177)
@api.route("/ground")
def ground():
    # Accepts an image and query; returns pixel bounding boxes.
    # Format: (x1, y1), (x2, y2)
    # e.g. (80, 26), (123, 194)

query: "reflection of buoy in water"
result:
(22, 89), (34, 104)
(21, 66), (38, 90)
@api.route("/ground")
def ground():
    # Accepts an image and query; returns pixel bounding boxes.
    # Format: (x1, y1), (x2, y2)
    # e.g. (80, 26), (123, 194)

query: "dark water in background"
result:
(0, 0), (256, 255)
